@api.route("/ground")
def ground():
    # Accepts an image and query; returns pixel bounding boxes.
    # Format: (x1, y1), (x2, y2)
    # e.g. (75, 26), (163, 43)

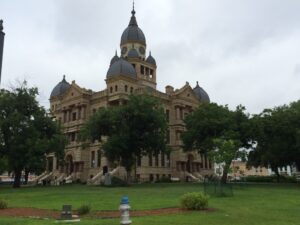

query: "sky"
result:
(0, 0), (300, 114)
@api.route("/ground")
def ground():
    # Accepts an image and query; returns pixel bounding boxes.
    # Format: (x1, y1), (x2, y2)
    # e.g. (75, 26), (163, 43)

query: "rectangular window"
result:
(166, 109), (169, 122)
(148, 153), (153, 167)
(137, 155), (141, 167)
(141, 65), (145, 74)
(97, 150), (101, 167)
(71, 132), (76, 142)
(155, 154), (159, 167)
(161, 153), (165, 167)
(63, 112), (67, 123)
(91, 151), (95, 168)
(78, 108), (81, 119)
(204, 154), (208, 169)
(72, 112), (76, 121)
(166, 130), (170, 144)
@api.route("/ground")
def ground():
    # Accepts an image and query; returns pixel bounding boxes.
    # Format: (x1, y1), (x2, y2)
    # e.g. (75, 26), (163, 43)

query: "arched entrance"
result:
(186, 154), (194, 173)
(65, 155), (74, 175)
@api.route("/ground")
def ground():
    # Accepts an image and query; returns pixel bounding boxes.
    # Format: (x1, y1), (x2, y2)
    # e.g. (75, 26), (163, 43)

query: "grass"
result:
(0, 183), (300, 225)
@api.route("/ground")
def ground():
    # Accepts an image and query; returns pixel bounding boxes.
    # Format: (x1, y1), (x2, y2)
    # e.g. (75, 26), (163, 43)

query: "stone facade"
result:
(48, 7), (214, 183)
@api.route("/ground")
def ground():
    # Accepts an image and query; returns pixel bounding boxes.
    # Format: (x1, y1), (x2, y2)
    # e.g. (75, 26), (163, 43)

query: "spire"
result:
(129, 1), (138, 26)
(115, 50), (118, 56)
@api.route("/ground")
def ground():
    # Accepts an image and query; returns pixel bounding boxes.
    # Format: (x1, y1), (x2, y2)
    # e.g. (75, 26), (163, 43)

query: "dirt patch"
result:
(0, 207), (215, 219)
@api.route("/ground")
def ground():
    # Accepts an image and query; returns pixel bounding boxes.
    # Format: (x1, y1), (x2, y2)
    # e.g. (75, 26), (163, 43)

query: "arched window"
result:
(130, 87), (133, 93)
(110, 87), (113, 93)
(115, 85), (118, 92)
(125, 85), (128, 92)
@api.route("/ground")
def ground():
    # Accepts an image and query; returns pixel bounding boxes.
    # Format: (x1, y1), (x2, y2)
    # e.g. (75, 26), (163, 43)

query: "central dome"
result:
(120, 8), (146, 46)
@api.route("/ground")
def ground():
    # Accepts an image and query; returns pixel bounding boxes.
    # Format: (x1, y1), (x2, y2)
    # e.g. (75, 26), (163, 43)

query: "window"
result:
(166, 153), (170, 167)
(97, 150), (101, 167)
(166, 109), (170, 122)
(125, 85), (128, 92)
(137, 155), (141, 167)
(91, 151), (95, 168)
(72, 112), (76, 121)
(155, 154), (159, 167)
(115, 85), (118, 92)
(110, 87), (113, 93)
(148, 153), (153, 166)
(130, 87), (134, 93)
(132, 64), (136, 69)
(166, 130), (170, 144)
(161, 153), (165, 167)
(63, 112), (67, 123)
(204, 154), (208, 169)
(141, 65), (145, 74)
(71, 132), (76, 142)
(78, 108), (81, 119)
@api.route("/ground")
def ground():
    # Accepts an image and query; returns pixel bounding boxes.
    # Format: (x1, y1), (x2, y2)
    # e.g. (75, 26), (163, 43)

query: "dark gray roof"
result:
(146, 52), (156, 65)
(193, 82), (210, 103)
(50, 75), (71, 98)
(120, 9), (146, 45)
(106, 58), (137, 79)
(110, 51), (119, 66)
(128, 48), (139, 58)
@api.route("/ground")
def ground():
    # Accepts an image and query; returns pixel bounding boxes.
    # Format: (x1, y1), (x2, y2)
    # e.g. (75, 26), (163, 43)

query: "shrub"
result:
(0, 199), (8, 209)
(77, 204), (91, 215)
(180, 192), (209, 210)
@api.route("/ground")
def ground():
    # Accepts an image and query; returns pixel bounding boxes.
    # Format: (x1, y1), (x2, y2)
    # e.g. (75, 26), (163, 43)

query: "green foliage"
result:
(180, 192), (209, 210)
(0, 199), (8, 209)
(0, 81), (66, 187)
(80, 95), (168, 179)
(182, 103), (251, 183)
(77, 204), (91, 215)
(248, 100), (300, 175)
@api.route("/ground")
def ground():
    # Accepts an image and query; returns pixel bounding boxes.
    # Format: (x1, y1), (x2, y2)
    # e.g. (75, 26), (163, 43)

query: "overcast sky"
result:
(0, 0), (300, 114)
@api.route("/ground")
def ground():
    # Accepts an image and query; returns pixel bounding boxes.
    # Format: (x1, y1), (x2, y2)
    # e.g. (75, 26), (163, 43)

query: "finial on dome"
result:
(149, 51), (152, 56)
(0, 20), (3, 31)
(132, 0), (136, 15)
(115, 50), (118, 56)
(196, 81), (199, 86)
(63, 74), (66, 80)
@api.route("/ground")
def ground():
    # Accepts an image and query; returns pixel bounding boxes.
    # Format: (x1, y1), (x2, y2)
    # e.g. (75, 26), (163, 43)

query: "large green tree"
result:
(80, 95), (168, 181)
(248, 100), (300, 179)
(182, 103), (251, 183)
(0, 82), (66, 188)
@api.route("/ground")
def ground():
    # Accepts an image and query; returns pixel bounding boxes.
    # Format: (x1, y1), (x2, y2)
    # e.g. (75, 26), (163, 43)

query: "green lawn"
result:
(0, 183), (300, 225)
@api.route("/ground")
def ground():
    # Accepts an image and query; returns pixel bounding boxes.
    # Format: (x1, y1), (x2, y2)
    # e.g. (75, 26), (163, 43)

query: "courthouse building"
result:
(47, 6), (214, 183)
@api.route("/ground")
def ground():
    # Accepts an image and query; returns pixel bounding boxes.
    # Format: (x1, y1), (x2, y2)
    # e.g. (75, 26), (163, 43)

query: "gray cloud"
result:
(0, 0), (300, 114)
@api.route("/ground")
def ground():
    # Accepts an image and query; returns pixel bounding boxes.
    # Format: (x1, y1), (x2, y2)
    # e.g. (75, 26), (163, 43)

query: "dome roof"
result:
(193, 82), (210, 103)
(106, 58), (137, 79)
(110, 51), (119, 66)
(120, 8), (146, 46)
(128, 48), (139, 58)
(146, 52), (156, 66)
(50, 75), (70, 98)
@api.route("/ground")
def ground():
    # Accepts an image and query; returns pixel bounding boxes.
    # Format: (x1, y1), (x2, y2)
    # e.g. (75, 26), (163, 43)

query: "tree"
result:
(80, 95), (168, 182)
(182, 103), (251, 183)
(0, 82), (66, 188)
(248, 100), (300, 180)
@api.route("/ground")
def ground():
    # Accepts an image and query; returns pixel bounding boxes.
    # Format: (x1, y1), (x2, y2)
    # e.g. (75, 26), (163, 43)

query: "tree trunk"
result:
(24, 168), (29, 185)
(126, 170), (131, 184)
(13, 169), (22, 188)
(221, 163), (230, 184)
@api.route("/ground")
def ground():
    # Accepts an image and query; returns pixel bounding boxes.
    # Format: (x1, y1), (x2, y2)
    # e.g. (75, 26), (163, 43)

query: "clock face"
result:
(139, 46), (145, 54)
(121, 47), (127, 55)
